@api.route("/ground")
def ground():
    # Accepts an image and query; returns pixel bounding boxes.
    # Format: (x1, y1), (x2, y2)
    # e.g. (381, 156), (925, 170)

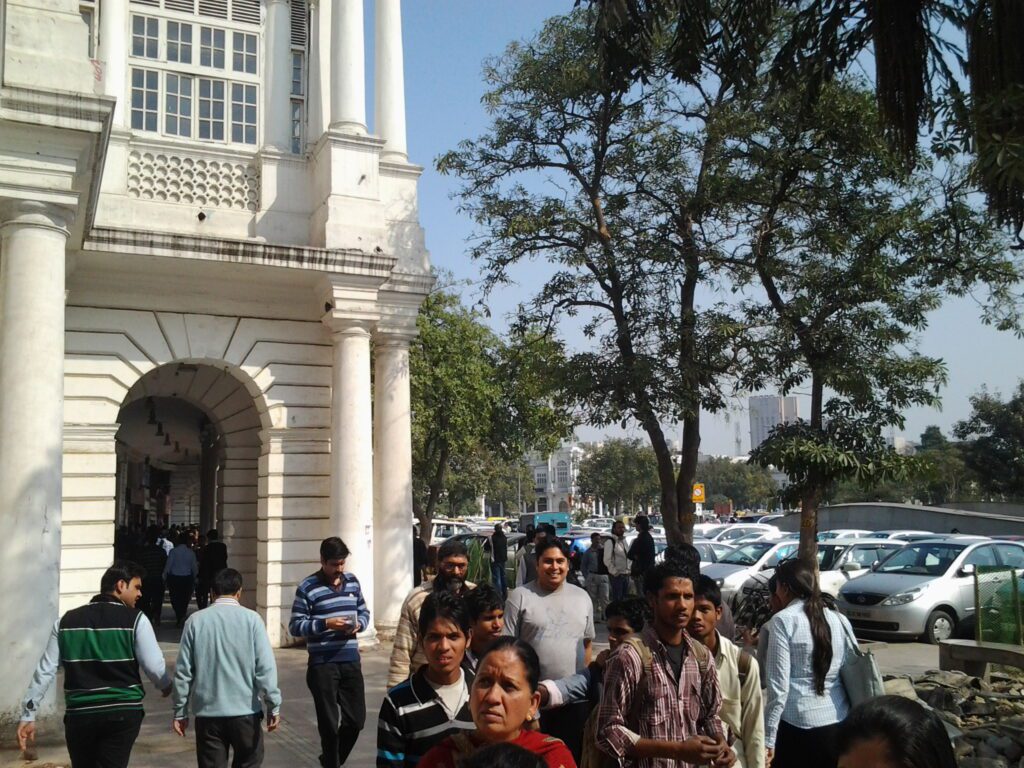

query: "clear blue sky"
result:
(374, 1), (1024, 455)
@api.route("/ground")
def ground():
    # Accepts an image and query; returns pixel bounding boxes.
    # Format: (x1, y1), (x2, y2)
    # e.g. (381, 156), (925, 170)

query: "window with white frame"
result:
(232, 31), (257, 74)
(130, 68), (159, 131)
(132, 14), (159, 59)
(289, 51), (304, 154)
(166, 21), (192, 63)
(126, 2), (262, 147)
(556, 460), (569, 487)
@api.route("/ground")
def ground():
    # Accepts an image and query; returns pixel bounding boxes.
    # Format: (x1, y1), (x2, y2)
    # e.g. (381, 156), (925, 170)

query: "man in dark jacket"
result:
(196, 529), (228, 610)
(627, 515), (657, 595)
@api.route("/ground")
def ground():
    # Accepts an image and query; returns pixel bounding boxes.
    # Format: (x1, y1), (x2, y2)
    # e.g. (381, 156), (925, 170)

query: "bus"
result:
(518, 511), (572, 536)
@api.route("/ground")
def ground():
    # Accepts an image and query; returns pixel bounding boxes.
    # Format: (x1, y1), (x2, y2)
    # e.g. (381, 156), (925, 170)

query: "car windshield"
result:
(719, 541), (774, 566)
(816, 545), (844, 570)
(842, 544), (900, 568)
(875, 543), (965, 575)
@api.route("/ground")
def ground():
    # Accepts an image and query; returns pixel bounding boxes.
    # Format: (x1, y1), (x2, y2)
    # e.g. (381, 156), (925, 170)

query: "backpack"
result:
(579, 636), (713, 768)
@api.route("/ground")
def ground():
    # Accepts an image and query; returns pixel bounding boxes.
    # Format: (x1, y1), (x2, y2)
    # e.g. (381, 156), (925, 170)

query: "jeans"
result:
(585, 573), (610, 620)
(490, 560), (507, 598)
(196, 712), (264, 768)
(610, 574), (630, 602)
(306, 661), (365, 767)
(64, 709), (144, 768)
(166, 574), (194, 625)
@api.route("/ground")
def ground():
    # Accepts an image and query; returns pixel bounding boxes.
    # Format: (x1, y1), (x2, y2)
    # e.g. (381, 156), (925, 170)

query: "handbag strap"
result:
(836, 611), (861, 656)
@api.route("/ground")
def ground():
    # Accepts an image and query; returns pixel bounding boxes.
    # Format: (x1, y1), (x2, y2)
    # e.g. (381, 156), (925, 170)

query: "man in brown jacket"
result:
(386, 539), (474, 688)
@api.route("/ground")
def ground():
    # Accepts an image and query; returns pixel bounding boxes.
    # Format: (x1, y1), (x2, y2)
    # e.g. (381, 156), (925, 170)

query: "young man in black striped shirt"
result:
(377, 591), (475, 767)
(17, 562), (172, 768)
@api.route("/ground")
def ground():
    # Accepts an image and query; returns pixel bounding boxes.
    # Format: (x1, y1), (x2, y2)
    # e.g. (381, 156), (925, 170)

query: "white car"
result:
(425, 520), (476, 546)
(702, 540), (803, 608)
(709, 524), (781, 544)
(873, 530), (935, 541)
(818, 529), (873, 541)
(819, 538), (907, 595)
(578, 517), (615, 531)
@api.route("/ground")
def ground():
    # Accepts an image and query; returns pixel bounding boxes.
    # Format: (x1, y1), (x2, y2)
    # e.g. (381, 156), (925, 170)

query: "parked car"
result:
(707, 524), (781, 544)
(702, 540), (804, 608)
(438, 531), (526, 585)
(818, 529), (872, 541)
(837, 538), (1024, 643)
(423, 520), (476, 547)
(578, 517), (615, 531)
(872, 530), (934, 540)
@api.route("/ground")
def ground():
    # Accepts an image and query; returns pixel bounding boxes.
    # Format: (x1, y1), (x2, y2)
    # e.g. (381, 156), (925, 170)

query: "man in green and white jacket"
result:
(172, 568), (282, 768)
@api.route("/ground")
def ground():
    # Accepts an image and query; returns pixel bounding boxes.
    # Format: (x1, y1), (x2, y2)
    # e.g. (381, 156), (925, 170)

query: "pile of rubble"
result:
(884, 668), (1024, 768)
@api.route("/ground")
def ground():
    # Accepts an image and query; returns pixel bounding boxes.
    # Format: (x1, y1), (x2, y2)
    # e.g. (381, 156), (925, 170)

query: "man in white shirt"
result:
(604, 520), (630, 602)
(690, 575), (765, 768)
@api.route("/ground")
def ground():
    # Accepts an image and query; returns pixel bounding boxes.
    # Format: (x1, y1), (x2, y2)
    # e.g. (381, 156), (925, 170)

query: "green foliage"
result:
(410, 282), (573, 532)
(695, 457), (777, 509)
(466, 539), (492, 587)
(576, 439), (661, 514)
(954, 382), (1024, 499)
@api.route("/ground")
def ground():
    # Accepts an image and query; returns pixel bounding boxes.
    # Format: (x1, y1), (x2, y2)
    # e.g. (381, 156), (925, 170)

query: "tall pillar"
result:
(100, 0), (129, 126)
(0, 201), (71, 722)
(372, 330), (414, 634)
(330, 0), (366, 132)
(263, 0), (293, 150)
(329, 320), (375, 639)
(307, 0), (325, 140)
(374, 0), (407, 160)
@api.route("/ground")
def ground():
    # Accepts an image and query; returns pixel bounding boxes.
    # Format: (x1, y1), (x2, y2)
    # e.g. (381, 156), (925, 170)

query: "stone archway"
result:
(116, 362), (265, 608)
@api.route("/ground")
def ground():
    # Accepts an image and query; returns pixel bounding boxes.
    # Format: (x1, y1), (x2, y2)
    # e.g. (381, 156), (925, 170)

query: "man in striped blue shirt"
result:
(289, 537), (371, 768)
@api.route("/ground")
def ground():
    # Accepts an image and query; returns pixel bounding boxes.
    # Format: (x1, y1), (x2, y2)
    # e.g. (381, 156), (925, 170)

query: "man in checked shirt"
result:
(597, 549), (735, 768)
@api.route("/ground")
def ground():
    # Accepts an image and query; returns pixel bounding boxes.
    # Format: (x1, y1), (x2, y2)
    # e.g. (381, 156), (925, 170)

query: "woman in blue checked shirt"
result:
(763, 560), (853, 768)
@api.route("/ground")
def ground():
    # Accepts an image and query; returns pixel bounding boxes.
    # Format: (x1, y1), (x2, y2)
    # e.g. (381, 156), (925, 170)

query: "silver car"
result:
(837, 539), (1024, 643)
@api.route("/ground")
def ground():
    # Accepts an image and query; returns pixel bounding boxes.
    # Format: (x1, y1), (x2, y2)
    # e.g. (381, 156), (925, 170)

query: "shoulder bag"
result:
(837, 612), (885, 707)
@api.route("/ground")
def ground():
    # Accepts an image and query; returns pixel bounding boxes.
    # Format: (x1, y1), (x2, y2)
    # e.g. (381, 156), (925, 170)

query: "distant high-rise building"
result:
(749, 395), (800, 450)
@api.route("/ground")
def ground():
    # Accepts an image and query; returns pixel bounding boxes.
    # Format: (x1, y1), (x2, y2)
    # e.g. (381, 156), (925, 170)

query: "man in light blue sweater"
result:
(172, 568), (282, 768)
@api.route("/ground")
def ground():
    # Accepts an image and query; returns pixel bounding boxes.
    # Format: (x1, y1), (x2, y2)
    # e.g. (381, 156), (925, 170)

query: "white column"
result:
(0, 201), (71, 722)
(374, 0), (407, 159)
(263, 0), (293, 151)
(372, 331), (414, 633)
(330, 0), (366, 132)
(100, 0), (128, 126)
(307, 0), (325, 140)
(330, 320), (376, 639)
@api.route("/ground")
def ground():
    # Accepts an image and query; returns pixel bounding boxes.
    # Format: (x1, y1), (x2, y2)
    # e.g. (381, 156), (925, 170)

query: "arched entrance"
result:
(114, 362), (264, 608)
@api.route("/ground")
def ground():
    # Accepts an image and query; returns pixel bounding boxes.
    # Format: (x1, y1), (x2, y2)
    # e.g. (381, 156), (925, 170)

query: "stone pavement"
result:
(1, 616), (940, 768)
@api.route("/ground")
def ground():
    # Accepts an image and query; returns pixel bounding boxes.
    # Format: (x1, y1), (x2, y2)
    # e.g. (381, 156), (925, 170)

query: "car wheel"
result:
(924, 609), (956, 644)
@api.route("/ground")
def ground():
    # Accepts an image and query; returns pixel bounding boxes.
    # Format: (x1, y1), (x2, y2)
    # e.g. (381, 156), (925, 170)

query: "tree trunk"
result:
(799, 371), (825, 568)
(417, 443), (450, 543)
(674, 219), (702, 545)
(674, 410), (700, 545)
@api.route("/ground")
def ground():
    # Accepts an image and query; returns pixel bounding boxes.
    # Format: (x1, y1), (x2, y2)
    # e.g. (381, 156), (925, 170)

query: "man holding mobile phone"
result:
(289, 537), (371, 768)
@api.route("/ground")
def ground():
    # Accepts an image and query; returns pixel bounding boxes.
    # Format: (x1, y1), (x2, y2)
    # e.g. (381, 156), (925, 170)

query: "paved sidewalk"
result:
(1, 617), (941, 768)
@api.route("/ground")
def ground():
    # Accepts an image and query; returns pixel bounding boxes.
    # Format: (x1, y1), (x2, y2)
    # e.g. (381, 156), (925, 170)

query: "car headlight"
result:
(715, 578), (724, 587)
(881, 589), (923, 606)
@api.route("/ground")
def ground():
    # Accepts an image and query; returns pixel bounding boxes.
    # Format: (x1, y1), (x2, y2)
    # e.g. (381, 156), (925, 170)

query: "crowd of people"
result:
(17, 521), (959, 768)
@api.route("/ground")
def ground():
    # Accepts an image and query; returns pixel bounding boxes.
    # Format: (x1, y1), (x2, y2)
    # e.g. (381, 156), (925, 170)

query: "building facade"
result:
(525, 440), (585, 516)
(748, 394), (800, 451)
(0, 0), (429, 724)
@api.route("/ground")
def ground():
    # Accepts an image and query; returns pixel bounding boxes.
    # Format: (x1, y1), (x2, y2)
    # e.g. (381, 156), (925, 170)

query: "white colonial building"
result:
(0, 0), (429, 722)
(525, 439), (585, 516)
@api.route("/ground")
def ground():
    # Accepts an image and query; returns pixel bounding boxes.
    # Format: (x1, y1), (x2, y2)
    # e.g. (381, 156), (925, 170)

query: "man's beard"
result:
(434, 570), (465, 594)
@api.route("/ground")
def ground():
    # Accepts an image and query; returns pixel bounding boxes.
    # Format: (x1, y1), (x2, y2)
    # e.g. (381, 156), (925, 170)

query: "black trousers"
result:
(196, 576), (211, 610)
(167, 574), (194, 624)
(196, 713), (264, 768)
(773, 719), (840, 768)
(306, 661), (365, 768)
(539, 700), (592, 765)
(141, 577), (164, 625)
(64, 709), (144, 768)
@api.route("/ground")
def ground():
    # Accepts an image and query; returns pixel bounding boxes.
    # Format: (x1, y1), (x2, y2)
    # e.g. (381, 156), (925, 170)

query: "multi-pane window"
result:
(198, 78), (226, 140)
(199, 26), (225, 68)
(130, 68), (159, 131)
(167, 21), (192, 64)
(165, 74), (193, 136)
(132, 15), (159, 59)
(124, 4), (272, 147)
(230, 83), (257, 144)
(232, 32), (257, 74)
(290, 51), (304, 154)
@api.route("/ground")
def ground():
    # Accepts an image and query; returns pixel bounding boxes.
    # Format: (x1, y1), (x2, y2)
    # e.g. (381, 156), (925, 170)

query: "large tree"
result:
(410, 285), (571, 538)
(439, 11), (770, 545)
(576, 438), (662, 514)
(739, 80), (1019, 564)
(954, 382), (1024, 499)
(696, 458), (778, 510)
